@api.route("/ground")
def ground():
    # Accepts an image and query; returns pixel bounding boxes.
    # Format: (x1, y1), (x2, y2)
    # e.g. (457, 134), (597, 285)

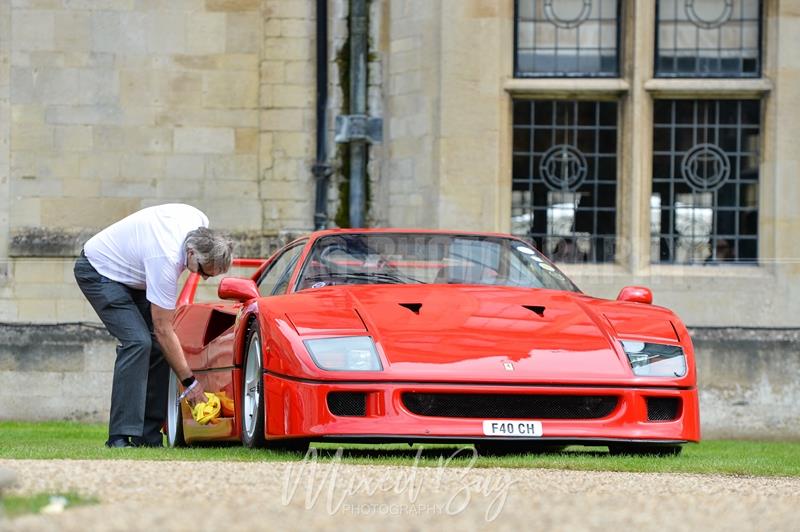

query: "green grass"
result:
(1, 421), (799, 477)
(1, 493), (97, 519)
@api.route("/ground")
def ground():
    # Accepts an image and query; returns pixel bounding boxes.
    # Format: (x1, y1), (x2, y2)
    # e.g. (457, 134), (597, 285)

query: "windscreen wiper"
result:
(305, 271), (424, 284)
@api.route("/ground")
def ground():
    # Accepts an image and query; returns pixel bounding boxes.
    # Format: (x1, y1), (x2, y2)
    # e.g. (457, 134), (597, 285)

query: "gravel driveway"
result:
(1, 457), (799, 531)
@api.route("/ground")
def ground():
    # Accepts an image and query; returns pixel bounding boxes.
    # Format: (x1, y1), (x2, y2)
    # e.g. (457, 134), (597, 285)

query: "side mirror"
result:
(616, 286), (653, 304)
(218, 277), (259, 302)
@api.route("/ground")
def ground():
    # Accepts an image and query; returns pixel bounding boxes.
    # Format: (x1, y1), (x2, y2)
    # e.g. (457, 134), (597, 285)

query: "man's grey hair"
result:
(184, 227), (234, 274)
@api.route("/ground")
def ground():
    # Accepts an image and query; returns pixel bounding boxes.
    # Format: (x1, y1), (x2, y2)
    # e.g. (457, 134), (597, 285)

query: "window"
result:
(651, 100), (760, 263)
(655, 0), (762, 77)
(515, 0), (620, 77)
(258, 243), (305, 296)
(512, 100), (618, 263)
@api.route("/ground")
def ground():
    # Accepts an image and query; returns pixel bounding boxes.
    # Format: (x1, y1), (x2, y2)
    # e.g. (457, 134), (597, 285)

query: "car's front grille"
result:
(402, 393), (618, 419)
(646, 397), (680, 422)
(327, 392), (367, 416)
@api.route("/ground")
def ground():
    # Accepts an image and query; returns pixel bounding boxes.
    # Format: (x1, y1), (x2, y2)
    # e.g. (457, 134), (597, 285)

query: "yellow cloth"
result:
(191, 392), (221, 425)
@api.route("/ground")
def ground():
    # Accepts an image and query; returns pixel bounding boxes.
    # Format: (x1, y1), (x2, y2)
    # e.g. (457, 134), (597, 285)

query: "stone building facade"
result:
(0, 0), (798, 435)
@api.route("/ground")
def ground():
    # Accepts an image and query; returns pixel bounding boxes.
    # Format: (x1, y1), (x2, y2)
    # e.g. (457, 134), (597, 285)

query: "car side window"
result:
(258, 244), (305, 297)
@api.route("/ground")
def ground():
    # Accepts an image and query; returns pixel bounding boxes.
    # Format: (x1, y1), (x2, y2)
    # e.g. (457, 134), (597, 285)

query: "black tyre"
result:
(241, 322), (266, 448)
(608, 444), (682, 456)
(269, 438), (311, 454)
(166, 370), (186, 448)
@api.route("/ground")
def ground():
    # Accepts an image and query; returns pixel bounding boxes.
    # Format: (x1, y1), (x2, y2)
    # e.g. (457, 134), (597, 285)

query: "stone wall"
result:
(382, 0), (441, 227)
(0, 0), (320, 322)
(261, 0), (317, 232)
(2, 323), (797, 440)
(6, 0), (265, 235)
(0, 323), (114, 421)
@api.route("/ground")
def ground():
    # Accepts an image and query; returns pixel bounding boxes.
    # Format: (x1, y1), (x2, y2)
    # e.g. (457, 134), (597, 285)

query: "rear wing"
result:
(177, 258), (266, 307)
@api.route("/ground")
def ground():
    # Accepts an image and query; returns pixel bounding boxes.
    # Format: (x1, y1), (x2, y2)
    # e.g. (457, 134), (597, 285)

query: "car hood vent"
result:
(399, 302), (422, 314)
(522, 305), (545, 317)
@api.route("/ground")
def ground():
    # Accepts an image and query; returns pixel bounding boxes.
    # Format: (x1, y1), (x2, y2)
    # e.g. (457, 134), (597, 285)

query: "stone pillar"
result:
(769, 1), (800, 305)
(436, 0), (510, 231)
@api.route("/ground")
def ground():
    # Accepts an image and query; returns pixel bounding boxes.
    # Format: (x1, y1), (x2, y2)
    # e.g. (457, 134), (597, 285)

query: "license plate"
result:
(482, 420), (543, 437)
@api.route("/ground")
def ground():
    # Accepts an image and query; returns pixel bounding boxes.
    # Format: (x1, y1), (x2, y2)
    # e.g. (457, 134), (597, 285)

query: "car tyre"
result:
(166, 370), (186, 448)
(608, 444), (682, 456)
(242, 321), (267, 448)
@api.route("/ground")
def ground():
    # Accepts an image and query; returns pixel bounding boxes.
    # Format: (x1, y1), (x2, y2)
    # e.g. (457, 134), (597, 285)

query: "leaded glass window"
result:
(656, 0), (761, 77)
(651, 100), (760, 264)
(512, 100), (618, 263)
(515, 0), (620, 77)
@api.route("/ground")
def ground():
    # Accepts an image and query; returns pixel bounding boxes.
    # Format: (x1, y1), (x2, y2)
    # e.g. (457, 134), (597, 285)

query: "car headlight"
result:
(620, 341), (687, 377)
(304, 336), (383, 371)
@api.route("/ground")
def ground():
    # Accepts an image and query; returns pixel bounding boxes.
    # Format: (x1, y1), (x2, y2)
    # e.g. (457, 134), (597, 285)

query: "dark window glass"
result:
(656, 0), (761, 77)
(512, 99), (618, 263)
(651, 100), (760, 264)
(515, 0), (620, 77)
(258, 243), (305, 296)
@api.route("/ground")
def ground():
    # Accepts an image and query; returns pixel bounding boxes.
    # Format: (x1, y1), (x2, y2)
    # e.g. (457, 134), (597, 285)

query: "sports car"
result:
(166, 229), (700, 455)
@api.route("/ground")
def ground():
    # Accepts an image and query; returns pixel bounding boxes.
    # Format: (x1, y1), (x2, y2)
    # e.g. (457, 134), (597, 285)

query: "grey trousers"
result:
(73, 253), (169, 443)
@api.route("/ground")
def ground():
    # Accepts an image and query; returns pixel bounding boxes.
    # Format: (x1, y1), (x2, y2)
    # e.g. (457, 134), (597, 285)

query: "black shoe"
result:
(105, 437), (133, 448)
(130, 437), (163, 448)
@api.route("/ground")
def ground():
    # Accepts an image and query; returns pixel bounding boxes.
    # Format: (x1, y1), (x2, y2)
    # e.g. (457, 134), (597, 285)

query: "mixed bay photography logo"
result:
(281, 446), (518, 521)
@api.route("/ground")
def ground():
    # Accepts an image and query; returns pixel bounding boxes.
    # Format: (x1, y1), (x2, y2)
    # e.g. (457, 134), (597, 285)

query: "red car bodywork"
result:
(172, 229), (700, 447)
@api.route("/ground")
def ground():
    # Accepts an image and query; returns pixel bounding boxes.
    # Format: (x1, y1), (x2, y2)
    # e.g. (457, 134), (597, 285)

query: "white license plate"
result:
(482, 420), (543, 437)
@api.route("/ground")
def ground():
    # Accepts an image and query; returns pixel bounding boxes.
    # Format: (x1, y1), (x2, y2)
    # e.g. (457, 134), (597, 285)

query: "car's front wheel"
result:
(242, 323), (266, 448)
(240, 321), (310, 454)
(166, 370), (186, 448)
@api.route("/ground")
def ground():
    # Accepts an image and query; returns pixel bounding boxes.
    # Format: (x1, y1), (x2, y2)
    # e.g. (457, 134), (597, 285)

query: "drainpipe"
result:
(334, 0), (381, 227)
(312, 0), (331, 230)
(348, 0), (368, 228)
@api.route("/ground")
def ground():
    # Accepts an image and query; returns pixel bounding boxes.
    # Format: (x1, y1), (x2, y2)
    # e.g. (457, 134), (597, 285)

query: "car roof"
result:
(297, 228), (525, 244)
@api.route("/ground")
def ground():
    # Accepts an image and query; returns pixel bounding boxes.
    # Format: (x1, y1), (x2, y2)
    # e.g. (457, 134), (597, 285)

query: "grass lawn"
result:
(1, 421), (799, 477)
(1, 493), (97, 519)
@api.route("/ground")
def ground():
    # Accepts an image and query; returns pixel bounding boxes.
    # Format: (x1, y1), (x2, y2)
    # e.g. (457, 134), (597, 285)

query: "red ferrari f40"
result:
(166, 230), (700, 455)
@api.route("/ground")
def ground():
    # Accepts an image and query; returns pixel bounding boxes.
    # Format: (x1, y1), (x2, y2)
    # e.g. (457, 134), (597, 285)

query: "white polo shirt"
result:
(84, 204), (209, 310)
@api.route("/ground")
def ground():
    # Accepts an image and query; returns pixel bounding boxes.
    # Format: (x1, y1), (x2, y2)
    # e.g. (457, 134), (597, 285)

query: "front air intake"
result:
(402, 393), (617, 419)
(327, 392), (367, 416)
(646, 397), (681, 422)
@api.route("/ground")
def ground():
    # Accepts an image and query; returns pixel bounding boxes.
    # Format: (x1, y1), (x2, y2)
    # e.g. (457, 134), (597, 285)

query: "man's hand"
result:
(184, 379), (207, 407)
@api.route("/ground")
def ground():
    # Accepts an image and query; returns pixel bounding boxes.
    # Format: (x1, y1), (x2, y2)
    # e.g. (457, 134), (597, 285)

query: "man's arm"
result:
(151, 304), (206, 404)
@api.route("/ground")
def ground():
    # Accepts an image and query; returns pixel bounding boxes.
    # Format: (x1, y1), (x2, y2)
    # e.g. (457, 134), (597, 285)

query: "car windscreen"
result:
(295, 233), (579, 292)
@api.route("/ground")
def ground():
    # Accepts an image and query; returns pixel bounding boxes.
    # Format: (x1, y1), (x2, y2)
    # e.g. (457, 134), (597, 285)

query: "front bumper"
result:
(264, 372), (700, 443)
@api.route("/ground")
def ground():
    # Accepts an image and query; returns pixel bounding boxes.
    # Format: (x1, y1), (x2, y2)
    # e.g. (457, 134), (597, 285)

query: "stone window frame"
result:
(503, 0), (775, 276)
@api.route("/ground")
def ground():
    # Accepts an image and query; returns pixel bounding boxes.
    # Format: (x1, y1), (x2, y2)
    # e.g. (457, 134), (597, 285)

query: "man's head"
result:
(184, 228), (234, 279)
